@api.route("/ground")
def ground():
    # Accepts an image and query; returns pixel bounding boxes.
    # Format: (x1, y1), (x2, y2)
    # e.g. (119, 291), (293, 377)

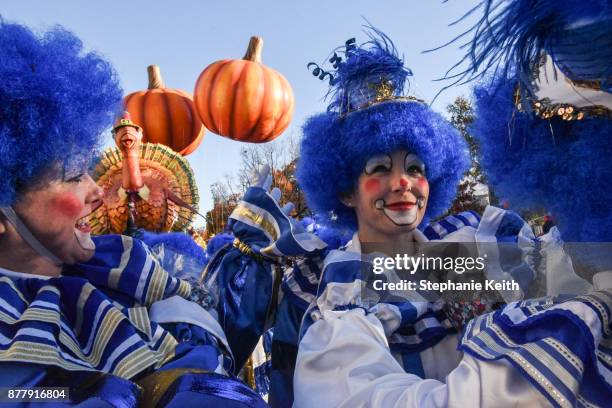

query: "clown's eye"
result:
(65, 173), (85, 183)
(407, 165), (424, 176)
(405, 155), (425, 177)
(371, 165), (390, 173)
(365, 155), (392, 175)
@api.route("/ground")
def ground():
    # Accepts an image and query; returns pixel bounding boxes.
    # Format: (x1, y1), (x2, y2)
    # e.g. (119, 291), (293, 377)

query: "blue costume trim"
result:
(423, 210), (481, 240)
(159, 372), (268, 408)
(297, 249), (455, 352)
(228, 186), (326, 257)
(0, 232), (270, 405)
(204, 184), (326, 372)
(253, 329), (273, 398)
(0, 235), (191, 378)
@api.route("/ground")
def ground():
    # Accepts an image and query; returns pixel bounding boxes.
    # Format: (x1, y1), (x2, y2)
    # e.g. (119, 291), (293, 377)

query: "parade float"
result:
(87, 111), (200, 235)
(88, 38), (295, 238)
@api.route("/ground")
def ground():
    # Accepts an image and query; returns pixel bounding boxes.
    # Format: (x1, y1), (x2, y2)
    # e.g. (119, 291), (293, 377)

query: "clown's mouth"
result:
(74, 200), (102, 233)
(375, 199), (419, 226)
(75, 218), (91, 233)
(74, 209), (98, 251)
(74, 223), (95, 250)
(384, 201), (416, 211)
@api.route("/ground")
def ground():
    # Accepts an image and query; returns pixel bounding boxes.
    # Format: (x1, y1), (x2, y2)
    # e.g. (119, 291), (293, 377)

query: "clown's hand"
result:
(227, 165), (326, 258)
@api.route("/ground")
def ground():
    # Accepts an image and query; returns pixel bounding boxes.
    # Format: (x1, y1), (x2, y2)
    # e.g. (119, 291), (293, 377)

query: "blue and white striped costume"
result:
(0, 234), (268, 407)
(207, 186), (611, 407)
(293, 207), (611, 408)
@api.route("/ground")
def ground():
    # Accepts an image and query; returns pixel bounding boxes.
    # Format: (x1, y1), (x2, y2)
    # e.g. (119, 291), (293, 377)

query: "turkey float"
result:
(87, 111), (200, 235)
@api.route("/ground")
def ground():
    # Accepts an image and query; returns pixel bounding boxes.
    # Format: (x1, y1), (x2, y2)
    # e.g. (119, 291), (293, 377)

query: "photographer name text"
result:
(372, 279), (519, 292)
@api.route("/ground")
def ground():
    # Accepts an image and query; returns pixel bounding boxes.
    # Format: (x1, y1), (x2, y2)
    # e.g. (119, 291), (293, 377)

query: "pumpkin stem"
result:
(147, 65), (166, 89)
(243, 36), (263, 63)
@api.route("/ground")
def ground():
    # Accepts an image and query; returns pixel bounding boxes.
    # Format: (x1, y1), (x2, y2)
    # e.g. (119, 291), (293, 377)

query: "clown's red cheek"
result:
(417, 178), (428, 189)
(50, 193), (83, 218)
(364, 179), (381, 194)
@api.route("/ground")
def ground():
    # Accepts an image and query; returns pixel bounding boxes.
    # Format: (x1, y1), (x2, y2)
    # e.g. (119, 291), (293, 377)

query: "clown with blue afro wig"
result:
(438, 0), (612, 242)
(297, 29), (470, 233)
(291, 24), (612, 408)
(0, 20), (272, 407)
(0, 20), (122, 207)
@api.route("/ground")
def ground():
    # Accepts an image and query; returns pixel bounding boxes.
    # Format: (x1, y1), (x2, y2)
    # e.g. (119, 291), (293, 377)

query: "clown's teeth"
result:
(75, 224), (91, 233)
(75, 217), (91, 233)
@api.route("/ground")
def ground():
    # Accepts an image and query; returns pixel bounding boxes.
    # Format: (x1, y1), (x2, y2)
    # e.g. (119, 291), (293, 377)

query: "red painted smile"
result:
(385, 201), (416, 211)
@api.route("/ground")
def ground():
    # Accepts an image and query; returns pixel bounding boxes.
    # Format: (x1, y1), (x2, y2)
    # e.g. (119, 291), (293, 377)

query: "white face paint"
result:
(365, 155), (392, 175)
(375, 198), (418, 225)
(370, 153), (425, 226)
(383, 205), (418, 225)
(350, 150), (430, 241)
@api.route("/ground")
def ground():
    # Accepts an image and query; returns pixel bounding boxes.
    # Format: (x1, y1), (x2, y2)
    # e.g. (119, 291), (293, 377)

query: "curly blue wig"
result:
(448, 0), (612, 242)
(472, 74), (612, 242)
(297, 29), (469, 232)
(0, 20), (122, 206)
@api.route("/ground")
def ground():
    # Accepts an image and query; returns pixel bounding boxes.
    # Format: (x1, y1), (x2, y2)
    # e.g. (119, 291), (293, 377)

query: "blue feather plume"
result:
(326, 25), (414, 114)
(431, 0), (612, 94)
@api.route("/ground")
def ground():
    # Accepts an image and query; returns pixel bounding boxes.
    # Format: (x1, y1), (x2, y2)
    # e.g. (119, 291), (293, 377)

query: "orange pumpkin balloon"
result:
(194, 37), (294, 143)
(124, 65), (204, 156)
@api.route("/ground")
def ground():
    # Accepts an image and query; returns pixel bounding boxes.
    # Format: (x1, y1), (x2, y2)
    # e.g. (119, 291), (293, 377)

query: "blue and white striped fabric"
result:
(204, 185), (326, 373)
(0, 235), (194, 379)
(460, 291), (612, 408)
(228, 187), (326, 258)
(0, 233), (272, 406)
(423, 210), (481, 240)
(475, 206), (542, 301)
(251, 329), (273, 401)
(282, 255), (325, 310)
(426, 207), (543, 301)
(295, 206), (553, 364)
(298, 249), (455, 353)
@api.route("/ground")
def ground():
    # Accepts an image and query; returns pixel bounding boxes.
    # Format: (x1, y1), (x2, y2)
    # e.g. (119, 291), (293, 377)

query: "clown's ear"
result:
(339, 193), (355, 208)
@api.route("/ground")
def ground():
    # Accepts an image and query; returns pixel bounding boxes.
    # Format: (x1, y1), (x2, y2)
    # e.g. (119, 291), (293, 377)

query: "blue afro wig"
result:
(472, 74), (612, 241)
(297, 30), (469, 232)
(0, 20), (122, 206)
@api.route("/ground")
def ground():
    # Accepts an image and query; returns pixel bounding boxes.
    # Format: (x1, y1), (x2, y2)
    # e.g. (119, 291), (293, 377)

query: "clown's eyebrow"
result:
(404, 154), (425, 175)
(364, 154), (392, 174)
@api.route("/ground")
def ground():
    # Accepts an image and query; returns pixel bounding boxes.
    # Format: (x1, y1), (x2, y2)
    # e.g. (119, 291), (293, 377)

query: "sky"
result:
(2, 0), (478, 227)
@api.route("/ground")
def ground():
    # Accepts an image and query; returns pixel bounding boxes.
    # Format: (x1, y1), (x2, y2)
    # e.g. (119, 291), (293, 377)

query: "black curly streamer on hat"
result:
(307, 62), (336, 85)
(344, 38), (356, 53)
(307, 38), (357, 86)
